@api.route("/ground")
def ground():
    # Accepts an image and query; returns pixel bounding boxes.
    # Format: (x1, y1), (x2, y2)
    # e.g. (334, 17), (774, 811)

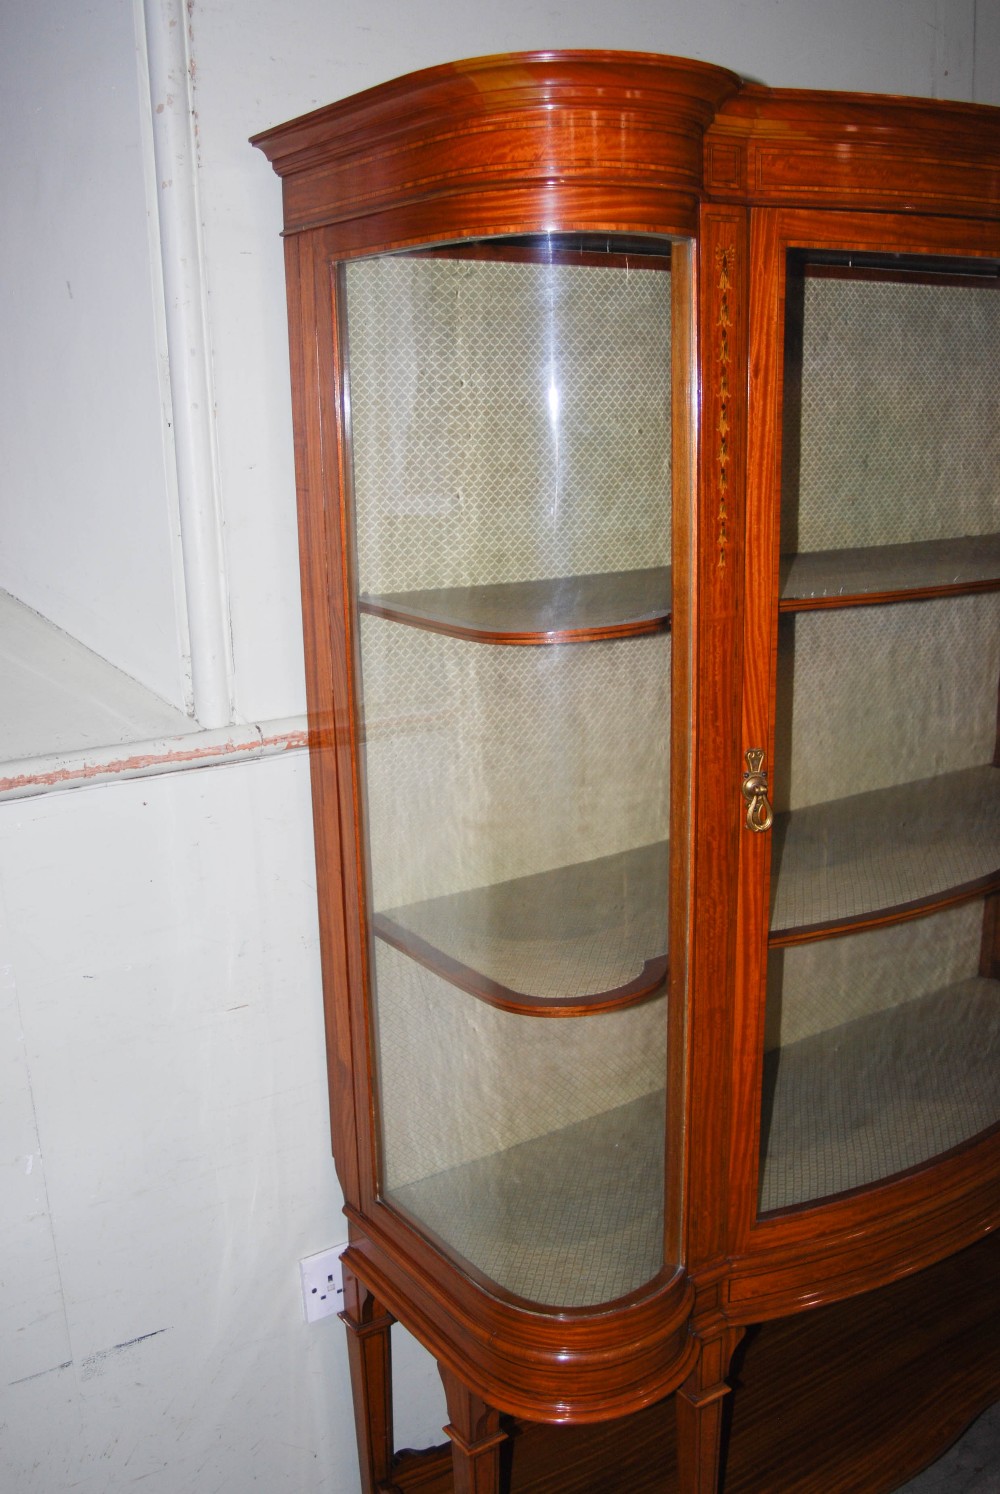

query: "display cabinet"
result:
(253, 54), (1000, 1494)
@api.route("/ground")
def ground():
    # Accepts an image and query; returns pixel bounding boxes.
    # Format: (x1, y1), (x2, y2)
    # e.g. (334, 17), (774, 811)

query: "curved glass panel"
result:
(760, 249), (1000, 1214)
(343, 235), (678, 1305)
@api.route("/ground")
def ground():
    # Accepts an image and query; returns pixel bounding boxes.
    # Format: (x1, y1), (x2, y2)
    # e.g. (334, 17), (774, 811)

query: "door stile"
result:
(729, 206), (786, 1255)
(684, 203), (751, 1277)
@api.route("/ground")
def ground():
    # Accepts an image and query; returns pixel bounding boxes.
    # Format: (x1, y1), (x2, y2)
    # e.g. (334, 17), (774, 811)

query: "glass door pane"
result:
(343, 236), (680, 1304)
(760, 250), (1000, 1213)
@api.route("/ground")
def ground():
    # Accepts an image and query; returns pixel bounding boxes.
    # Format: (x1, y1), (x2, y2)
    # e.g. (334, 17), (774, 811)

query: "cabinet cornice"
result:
(706, 87), (1000, 214)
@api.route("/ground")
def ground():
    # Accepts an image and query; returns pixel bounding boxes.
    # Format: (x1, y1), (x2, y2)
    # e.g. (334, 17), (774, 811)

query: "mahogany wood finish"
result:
(389, 1233), (1000, 1494)
(254, 50), (1000, 1494)
(675, 1311), (746, 1494)
(341, 1267), (401, 1494)
(440, 1367), (507, 1494)
(705, 86), (1000, 215)
(253, 52), (740, 244)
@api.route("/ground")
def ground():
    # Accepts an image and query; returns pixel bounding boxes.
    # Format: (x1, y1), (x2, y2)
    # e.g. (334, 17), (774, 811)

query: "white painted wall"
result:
(1, 3), (996, 1491)
(0, 0), (189, 712)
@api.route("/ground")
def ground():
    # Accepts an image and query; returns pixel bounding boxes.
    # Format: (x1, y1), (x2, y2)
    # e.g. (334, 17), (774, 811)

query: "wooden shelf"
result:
(359, 566), (670, 644)
(760, 977), (1000, 1211)
(770, 764), (1000, 942)
(375, 765), (998, 1012)
(357, 535), (1000, 637)
(779, 533), (1000, 611)
(372, 842), (668, 1015)
(387, 1091), (666, 1308)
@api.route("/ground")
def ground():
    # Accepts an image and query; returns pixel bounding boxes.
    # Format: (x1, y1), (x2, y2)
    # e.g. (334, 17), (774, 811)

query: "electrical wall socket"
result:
(300, 1241), (348, 1323)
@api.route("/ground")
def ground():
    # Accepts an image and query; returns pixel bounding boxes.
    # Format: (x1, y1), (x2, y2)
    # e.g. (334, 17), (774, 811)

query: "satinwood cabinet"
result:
(253, 53), (1000, 1494)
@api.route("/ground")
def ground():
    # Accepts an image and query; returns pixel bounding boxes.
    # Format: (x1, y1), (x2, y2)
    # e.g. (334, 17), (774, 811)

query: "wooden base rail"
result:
(379, 1233), (1000, 1493)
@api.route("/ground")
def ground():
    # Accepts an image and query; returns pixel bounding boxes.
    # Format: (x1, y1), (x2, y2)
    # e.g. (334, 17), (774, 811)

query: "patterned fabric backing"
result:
(766, 900), (985, 1048)
(388, 1092), (666, 1308)
(360, 622), (670, 909)
(760, 978), (1000, 1211)
(774, 594), (999, 813)
(385, 971), (999, 1296)
(771, 765), (999, 934)
(345, 251), (672, 594)
(788, 275), (1000, 551)
(373, 941), (667, 1189)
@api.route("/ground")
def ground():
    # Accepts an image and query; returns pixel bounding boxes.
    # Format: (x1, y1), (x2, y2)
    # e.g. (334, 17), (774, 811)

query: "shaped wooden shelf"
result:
(359, 566), (671, 644)
(373, 767), (998, 1018)
(779, 533), (1000, 611)
(372, 841), (669, 1016)
(769, 764), (1000, 943)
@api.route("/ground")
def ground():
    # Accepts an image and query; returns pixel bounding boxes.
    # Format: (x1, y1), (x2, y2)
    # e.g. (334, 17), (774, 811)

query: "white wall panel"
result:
(0, 756), (443, 1492)
(0, 0), (188, 709)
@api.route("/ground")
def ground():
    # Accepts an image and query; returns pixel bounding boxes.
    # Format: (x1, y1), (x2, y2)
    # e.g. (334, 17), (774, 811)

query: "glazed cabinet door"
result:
(737, 209), (1000, 1271)
(338, 235), (693, 1311)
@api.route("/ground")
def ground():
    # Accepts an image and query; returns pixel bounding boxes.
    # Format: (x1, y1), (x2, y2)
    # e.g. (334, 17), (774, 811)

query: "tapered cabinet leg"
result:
(439, 1362), (506, 1494)
(341, 1264), (401, 1494)
(675, 1328), (744, 1494)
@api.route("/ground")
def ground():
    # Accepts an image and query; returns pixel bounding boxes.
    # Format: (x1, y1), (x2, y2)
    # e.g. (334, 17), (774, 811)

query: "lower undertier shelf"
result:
(387, 980), (998, 1305)
(759, 978), (1000, 1211)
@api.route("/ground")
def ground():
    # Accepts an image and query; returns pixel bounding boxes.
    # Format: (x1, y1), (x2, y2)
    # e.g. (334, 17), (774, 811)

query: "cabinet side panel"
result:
(286, 233), (368, 1206)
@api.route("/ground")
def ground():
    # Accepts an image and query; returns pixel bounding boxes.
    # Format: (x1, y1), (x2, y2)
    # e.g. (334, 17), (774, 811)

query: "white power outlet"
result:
(300, 1241), (348, 1323)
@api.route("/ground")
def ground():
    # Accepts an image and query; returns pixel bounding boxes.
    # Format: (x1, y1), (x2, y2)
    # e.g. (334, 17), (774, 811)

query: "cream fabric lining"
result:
(760, 978), (1000, 1211)
(766, 900), (985, 1048)
(771, 765), (999, 933)
(345, 253), (672, 594)
(774, 594), (999, 814)
(373, 941), (668, 1189)
(789, 276), (999, 552)
(384, 979), (998, 1304)
(388, 1092), (666, 1308)
(360, 623), (670, 910)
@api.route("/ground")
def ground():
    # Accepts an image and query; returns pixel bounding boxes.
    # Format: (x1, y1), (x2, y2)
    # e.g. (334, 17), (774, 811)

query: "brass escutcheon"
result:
(741, 748), (774, 833)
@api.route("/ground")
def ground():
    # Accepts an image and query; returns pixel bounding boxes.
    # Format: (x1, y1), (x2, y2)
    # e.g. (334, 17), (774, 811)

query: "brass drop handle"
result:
(741, 749), (774, 833)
